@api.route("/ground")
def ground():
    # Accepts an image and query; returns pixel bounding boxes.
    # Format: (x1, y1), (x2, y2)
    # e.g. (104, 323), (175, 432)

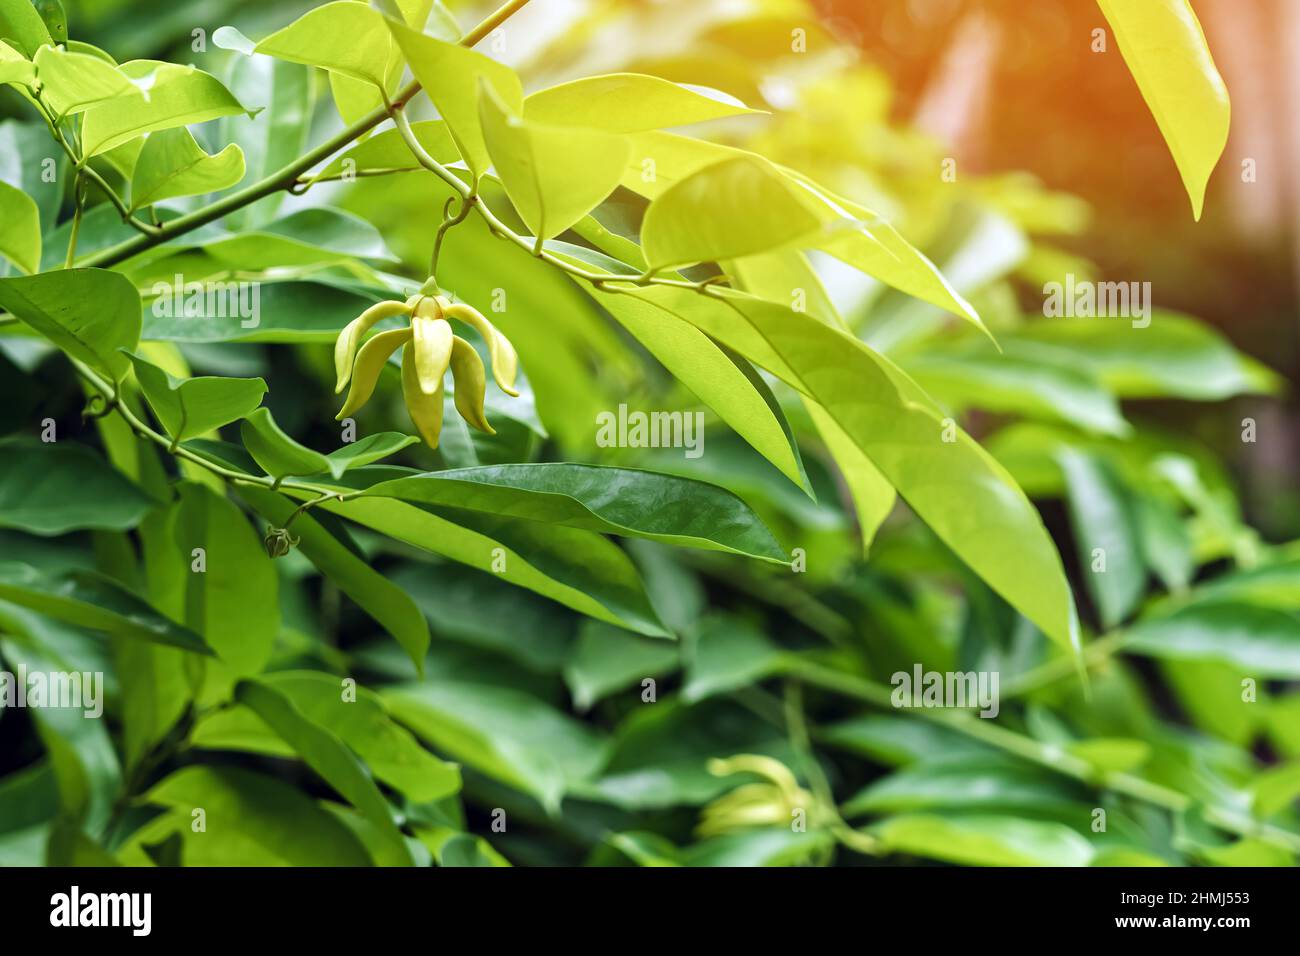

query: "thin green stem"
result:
(64, 177), (85, 269)
(73, 359), (353, 502)
(79, 0), (534, 271)
(786, 659), (1300, 855)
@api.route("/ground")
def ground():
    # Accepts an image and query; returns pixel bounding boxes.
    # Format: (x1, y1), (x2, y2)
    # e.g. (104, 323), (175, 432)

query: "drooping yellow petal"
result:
(448, 335), (495, 434)
(336, 326), (411, 420)
(443, 301), (519, 396)
(401, 343), (445, 448)
(333, 299), (413, 393)
(411, 314), (454, 396)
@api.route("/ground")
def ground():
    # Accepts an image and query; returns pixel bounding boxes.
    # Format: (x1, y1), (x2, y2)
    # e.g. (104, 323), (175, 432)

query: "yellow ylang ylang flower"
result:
(333, 293), (519, 448)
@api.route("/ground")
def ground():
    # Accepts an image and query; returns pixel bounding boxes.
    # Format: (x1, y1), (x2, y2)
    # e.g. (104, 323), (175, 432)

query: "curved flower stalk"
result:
(333, 292), (518, 448)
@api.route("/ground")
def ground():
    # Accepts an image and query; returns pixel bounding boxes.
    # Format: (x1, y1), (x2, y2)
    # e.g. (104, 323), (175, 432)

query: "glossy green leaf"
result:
(872, 813), (1095, 866)
(318, 120), (457, 181)
(254, 0), (391, 88)
(1097, 0), (1231, 219)
(80, 60), (252, 157)
(904, 349), (1129, 437)
(524, 73), (759, 131)
(0, 437), (153, 534)
(682, 616), (787, 702)
(0, 40), (35, 88)
(388, 17), (522, 177)
(0, 0), (49, 56)
(0, 268), (140, 381)
(173, 482), (278, 674)
(193, 671), (459, 803)
(0, 177), (39, 274)
(587, 278), (810, 493)
(480, 82), (630, 241)
(1010, 314), (1280, 400)
(1060, 450), (1146, 628)
(0, 562), (211, 654)
(563, 621), (679, 711)
(142, 280), (382, 344)
(238, 487), (430, 669)
(843, 756), (1085, 817)
(641, 154), (823, 270)
(314, 493), (669, 637)
(129, 127), (245, 210)
(324, 432), (419, 479)
(33, 44), (141, 116)
(236, 679), (413, 865)
(624, 132), (984, 331)
(131, 766), (372, 866)
(578, 279), (1077, 648)
(219, 53), (310, 230)
(384, 679), (608, 812)
(127, 351), (266, 442)
(240, 407), (331, 479)
(1126, 601), (1300, 678)
(359, 463), (787, 562)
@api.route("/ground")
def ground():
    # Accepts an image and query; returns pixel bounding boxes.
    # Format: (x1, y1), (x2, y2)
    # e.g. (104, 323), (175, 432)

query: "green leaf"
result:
(0, 177), (39, 274)
(315, 493), (669, 637)
(387, 17), (522, 177)
(426, 831), (511, 868)
(682, 615), (787, 702)
(681, 829), (834, 867)
(641, 154), (823, 271)
(0, 437), (154, 534)
(903, 348), (1129, 437)
(142, 280), (380, 344)
(872, 813), (1095, 866)
(819, 715), (995, 767)
(0, 562), (211, 654)
(587, 283), (810, 493)
(562, 621), (679, 711)
(131, 765), (372, 866)
(1126, 601), (1300, 678)
(218, 54), (310, 230)
(197, 208), (393, 271)
(33, 44), (141, 116)
(2, 640), (120, 835)
(80, 60), (253, 157)
(580, 699), (792, 810)
(253, 0), (391, 88)
(318, 119), (458, 180)
(235, 679), (413, 865)
(624, 133), (984, 332)
(0, 268), (140, 381)
(358, 463), (788, 562)
(129, 127), (245, 210)
(324, 432), (419, 479)
(0, 0), (51, 57)
(173, 482), (278, 674)
(193, 671), (459, 803)
(240, 406), (330, 480)
(238, 487), (430, 670)
(843, 756), (1085, 817)
(127, 351), (266, 442)
(1097, 0), (1231, 219)
(479, 82), (630, 241)
(1010, 314), (1280, 400)
(524, 73), (759, 131)
(578, 279), (1077, 649)
(805, 398), (896, 553)
(384, 679), (608, 813)
(0, 40), (36, 91)
(1059, 450), (1146, 628)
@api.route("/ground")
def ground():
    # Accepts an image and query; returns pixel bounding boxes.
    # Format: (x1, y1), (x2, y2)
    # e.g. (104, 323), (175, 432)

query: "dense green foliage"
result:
(0, 0), (1296, 867)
